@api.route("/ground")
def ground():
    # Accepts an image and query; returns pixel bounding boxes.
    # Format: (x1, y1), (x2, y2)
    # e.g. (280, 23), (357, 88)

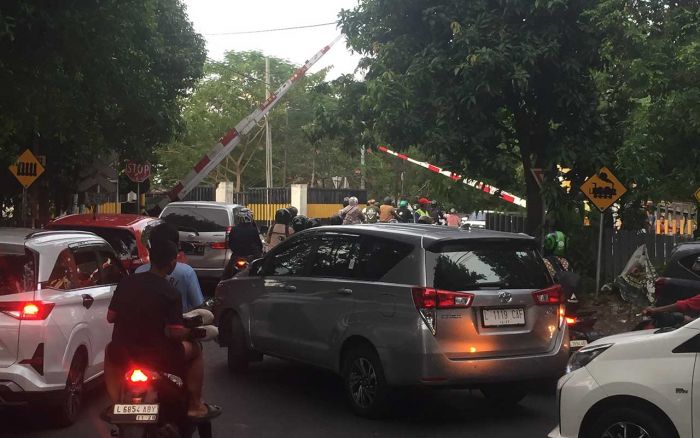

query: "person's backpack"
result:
(365, 207), (379, 223)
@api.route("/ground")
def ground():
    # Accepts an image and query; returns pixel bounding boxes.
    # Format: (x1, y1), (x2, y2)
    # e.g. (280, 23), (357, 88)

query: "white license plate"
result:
(114, 404), (160, 415)
(570, 339), (588, 348)
(482, 308), (525, 327)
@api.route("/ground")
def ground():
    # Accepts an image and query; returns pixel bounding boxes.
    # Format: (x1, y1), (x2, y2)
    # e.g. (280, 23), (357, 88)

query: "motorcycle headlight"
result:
(566, 343), (613, 373)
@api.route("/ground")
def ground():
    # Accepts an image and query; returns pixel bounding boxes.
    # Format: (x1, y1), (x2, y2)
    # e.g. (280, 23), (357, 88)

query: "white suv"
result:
(551, 318), (700, 438)
(0, 228), (124, 425)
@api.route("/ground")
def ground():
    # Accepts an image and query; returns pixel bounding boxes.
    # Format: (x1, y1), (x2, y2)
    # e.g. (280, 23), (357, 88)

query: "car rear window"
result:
(0, 248), (37, 295)
(48, 226), (138, 260)
(428, 240), (551, 291)
(161, 206), (229, 233)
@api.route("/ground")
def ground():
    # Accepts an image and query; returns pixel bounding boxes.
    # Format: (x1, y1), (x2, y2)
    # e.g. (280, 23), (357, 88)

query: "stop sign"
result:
(125, 161), (151, 183)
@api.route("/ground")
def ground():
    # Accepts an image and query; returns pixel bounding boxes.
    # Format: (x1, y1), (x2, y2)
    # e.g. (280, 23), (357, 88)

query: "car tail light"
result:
(532, 284), (563, 305)
(20, 343), (44, 375)
(226, 226), (233, 234)
(0, 301), (55, 320)
(412, 287), (474, 335)
(209, 242), (228, 250)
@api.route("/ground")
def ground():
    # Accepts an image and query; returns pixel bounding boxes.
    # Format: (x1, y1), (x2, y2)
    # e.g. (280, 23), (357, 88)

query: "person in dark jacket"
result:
(224, 209), (263, 279)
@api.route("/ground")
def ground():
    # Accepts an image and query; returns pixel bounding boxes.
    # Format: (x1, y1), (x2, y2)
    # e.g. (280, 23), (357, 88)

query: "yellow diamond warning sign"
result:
(580, 166), (627, 212)
(9, 149), (45, 188)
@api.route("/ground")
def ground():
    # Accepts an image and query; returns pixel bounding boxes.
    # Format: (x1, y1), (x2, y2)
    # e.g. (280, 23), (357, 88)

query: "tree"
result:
(339, 0), (612, 235)
(0, 0), (205, 221)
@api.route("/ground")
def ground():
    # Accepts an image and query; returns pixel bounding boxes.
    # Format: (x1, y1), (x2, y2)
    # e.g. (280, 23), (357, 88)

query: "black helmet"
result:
(383, 196), (393, 205)
(275, 208), (292, 225)
(329, 214), (343, 225)
(291, 215), (309, 233)
(287, 206), (298, 218)
(308, 218), (321, 228)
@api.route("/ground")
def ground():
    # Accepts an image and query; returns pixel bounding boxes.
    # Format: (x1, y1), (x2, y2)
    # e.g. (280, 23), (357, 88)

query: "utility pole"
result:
(360, 146), (366, 189)
(264, 57), (272, 188)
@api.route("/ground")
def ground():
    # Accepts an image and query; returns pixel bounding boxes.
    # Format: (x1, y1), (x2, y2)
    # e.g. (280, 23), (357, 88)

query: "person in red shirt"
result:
(643, 296), (700, 321)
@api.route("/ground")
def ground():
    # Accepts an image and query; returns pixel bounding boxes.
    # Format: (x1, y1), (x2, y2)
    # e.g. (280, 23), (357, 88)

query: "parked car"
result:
(654, 241), (700, 306)
(550, 318), (700, 438)
(215, 224), (569, 417)
(46, 213), (162, 272)
(0, 228), (125, 425)
(159, 201), (243, 282)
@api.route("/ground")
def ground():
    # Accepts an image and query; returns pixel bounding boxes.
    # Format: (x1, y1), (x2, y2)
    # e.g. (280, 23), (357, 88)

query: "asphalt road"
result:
(0, 343), (557, 438)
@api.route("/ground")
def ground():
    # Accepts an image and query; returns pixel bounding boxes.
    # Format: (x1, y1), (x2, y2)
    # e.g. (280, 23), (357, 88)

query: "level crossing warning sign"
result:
(580, 166), (627, 212)
(9, 149), (45, 188)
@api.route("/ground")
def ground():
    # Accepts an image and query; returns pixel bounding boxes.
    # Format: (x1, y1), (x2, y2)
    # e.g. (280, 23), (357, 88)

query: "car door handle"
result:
(337, 288), (353, 295)
(284, 285), (297, 292)
(81, 294), (94, 309)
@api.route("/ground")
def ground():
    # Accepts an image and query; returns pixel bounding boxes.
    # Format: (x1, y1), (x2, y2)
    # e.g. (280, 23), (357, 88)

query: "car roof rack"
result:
(25, 230), (97, 240)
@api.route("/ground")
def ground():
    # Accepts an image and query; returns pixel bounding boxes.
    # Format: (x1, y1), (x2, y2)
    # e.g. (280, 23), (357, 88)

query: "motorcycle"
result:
(555, 269), (602, 352)
(633, 311), (688, 331)
(221, 256), (251, 281)
(102, 309), (220, 438)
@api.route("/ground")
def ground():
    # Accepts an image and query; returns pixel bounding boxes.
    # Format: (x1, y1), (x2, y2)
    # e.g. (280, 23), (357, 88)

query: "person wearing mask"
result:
(266, 208), (294, 251)
(362, 199), (380, 224)
(339, 196), (364, 225)
(105, 240), (220, 420)
(379, 197), (399, 223)
(396, 200), (414, 223)
(136, 223), (204, 312)
(446, 208), (461, 227)
(414, 198), (431, 222)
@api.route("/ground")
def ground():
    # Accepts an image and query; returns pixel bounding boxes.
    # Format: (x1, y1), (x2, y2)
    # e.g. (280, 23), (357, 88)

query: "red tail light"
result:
(0, 301), (55, 320)
(412, 288), (474, 309)
(532, 284), (563, 305)
(226, 226), (233, 234)
(127, 368), (150, 383)
(209, 242), (228, 250)
(235, 259), (248, 269)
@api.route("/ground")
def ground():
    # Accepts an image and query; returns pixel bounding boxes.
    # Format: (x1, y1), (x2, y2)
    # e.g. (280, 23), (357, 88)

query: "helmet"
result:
(399, 200), (408, 208)
(287, 206), (298, 218)
(329, 214), (343, 225)
(418, 197), (430, 205)
(544, 231), (568, 256)
(236, 208), (253, 224)
(275, 208), (292, 225)
(291, 215), (309, 233)
(383, 196), (393, 205)
(308, 218), (321, 228)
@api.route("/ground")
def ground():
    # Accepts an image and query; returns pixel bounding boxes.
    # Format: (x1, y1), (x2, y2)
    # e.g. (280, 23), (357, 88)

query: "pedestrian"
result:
(414, 197), (431, 222)
(362, 199), (380, 224)
(379, 197), (399, 223)
(339, 196), (364, 225)
(446, 208), (460, 227)
(396, 200), (414, 223)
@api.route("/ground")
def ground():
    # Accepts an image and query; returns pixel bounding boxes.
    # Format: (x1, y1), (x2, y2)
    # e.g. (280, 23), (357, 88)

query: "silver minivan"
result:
(159, 201), (243, 281)
(214, 224), (569, 417)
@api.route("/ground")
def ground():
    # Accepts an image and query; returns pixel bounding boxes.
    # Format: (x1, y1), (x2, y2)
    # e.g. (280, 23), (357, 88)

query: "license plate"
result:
(112, 404), (159, 423)
(570, 339), (588, 348)
(482, 308), (525, 327)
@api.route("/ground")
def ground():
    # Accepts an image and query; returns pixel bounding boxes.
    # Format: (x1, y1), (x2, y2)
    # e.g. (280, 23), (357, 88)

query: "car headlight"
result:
(566, 343), (613, 373)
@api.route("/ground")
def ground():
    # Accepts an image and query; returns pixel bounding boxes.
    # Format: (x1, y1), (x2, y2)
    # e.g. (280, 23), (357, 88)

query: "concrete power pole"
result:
(265, 57), (273, 188)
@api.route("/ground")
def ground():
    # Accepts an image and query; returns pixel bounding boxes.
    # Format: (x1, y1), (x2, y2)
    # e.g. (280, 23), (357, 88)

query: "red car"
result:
(46, 214), (162, 272)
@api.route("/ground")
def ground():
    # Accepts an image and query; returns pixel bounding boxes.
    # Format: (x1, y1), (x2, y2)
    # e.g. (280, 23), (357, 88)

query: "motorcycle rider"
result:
(379, 197), (399, 223)
(105, 240), (220, 420)
(396, 199), (414, 223)
(414, 197), (431, 222)
(339, 196), (364, 225)
(224, 209), (263, 278)
(362, 199), (380, 224)
(135, 222), (204, 312)
(266, 207), (295, 251)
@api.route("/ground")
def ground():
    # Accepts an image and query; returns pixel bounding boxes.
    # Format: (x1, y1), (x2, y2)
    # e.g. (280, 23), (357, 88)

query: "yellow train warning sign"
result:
(694, 187), (700, 203)
(580, 166), (627, 212)
(9, 149), (45, 188)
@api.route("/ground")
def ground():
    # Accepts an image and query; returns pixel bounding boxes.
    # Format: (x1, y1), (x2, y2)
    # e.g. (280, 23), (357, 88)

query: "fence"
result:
(484, 211), (694, 282)
(307, 188), (367, 219)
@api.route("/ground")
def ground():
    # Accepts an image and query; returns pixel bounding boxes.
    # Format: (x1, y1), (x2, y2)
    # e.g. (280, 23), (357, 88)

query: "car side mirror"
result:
(249, 258), (264, 276)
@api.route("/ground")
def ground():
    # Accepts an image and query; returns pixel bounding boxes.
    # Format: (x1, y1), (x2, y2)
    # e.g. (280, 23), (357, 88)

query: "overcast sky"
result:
(182, 0), (363, 80)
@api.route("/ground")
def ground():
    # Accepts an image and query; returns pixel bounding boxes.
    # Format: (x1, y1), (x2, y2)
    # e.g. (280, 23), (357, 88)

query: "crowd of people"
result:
(334, 196), (462, 227)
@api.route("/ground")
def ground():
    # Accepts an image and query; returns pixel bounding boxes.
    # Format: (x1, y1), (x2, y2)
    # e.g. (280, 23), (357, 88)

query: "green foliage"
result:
(0, 0), (205, 215)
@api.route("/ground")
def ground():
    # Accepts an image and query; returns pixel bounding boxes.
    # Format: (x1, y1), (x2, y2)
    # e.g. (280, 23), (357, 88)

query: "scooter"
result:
(102, 309), (220, 438)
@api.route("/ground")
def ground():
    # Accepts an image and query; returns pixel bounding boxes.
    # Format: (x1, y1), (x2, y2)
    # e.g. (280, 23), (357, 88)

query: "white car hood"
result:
(590, 327), (700, 348)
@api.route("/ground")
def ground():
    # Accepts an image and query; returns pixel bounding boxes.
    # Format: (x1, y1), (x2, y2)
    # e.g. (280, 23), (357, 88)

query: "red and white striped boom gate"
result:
(377, 146), (527, 208)
(160, 35), (343, 208)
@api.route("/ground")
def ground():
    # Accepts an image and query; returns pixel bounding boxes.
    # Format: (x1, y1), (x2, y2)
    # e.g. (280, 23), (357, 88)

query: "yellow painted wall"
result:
(308, 204), (343, 219)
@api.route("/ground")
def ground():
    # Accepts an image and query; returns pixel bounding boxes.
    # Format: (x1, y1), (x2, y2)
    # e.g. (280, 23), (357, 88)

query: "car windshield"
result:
(49, 226), (138, 259)
(0, 247), (37, 295)
(161, 206), (229, 233)
(429, 240), (551, 291)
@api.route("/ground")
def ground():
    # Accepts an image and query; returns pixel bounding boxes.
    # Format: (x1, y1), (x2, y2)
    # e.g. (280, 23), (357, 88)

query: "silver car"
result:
(214, 224), (569, 417)
(159, 201), (243, 282)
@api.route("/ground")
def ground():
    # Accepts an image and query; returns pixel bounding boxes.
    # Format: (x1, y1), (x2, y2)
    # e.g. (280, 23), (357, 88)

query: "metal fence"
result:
(308, 188), (367, 204)
(229, 187), (291, 205)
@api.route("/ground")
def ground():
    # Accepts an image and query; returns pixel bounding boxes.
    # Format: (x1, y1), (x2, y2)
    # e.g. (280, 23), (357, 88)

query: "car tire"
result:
(227, 313), (250, 373)
(583, 405), (675, 438)
(53, 351), (87, 427)
(480, 383), (528, 406)
(342, 344), (389, 418)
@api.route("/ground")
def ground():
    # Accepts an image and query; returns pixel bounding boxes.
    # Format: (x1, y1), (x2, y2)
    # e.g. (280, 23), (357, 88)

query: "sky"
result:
(182, 0), (363, 80)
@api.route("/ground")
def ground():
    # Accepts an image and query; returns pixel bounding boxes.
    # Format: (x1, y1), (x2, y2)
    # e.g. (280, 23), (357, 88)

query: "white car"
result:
(550, 318), (700, 438)
(0, 229), (123, 425)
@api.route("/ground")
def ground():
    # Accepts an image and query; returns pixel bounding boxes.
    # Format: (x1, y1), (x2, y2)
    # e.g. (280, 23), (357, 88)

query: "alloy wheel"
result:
(602, 421), (651, 438)
(348, 357), (377, 408)
(65, 361), (85, 420)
